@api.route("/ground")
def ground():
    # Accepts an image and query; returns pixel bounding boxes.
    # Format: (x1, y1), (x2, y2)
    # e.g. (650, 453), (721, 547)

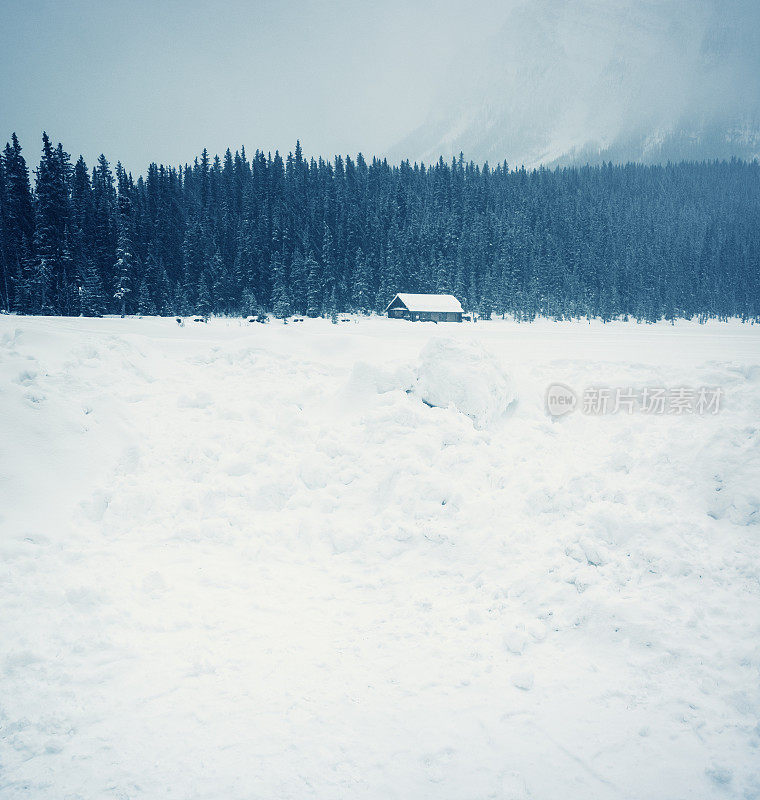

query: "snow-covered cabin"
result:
(384, 293), (463, 322)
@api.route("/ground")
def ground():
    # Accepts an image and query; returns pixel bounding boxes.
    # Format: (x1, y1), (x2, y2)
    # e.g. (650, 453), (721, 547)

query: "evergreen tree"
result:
(0, 156), (8, 310)
(327, 287), (338, 323)
(289, 248), (307, 315)
(158, 267), (173, 315)
(305, 251), (321, 317)
(181, 219), (206, 310)
(113, 223), (133, 316)
(197, 273), (212, 317)
(92, 154), (117, 302)
(137, 276), (156, 315)
(242, 289), (259, 318)
(0, 133), (757, 322)
(321, 224), (335, 303)
(207, 249), (224, 313)
(270, 251), (291, 319)
(33, 133), (72, 313)
(352, 247), (372, 313)
(2, 133), (35, 310)
(80, 259), (105, 317)
(174, 281), (190, 316)
(11, 239), (34, 314)
(480, 262), (497, 320)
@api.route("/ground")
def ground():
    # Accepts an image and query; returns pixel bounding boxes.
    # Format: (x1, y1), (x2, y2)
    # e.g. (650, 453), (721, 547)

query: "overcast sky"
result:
(0, 0), (510, 174)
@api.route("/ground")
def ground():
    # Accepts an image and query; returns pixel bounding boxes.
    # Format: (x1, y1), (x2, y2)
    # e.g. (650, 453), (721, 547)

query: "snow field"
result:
(1, 315), (759, 799)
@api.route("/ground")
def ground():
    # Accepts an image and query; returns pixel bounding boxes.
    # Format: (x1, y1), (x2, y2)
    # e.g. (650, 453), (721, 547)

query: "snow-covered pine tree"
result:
(92, 154), (117, 302)
(207, 250), (224, 314)
(56, 239), (78, 316)
(352, 248), (372, 313)
(0, 155), (8, 311)
(140, 251), (160, 315)
(32, 219), (55, 314)
(11, 240), (34, 314)
(328, 287), (338, 323)
(2, 134), (36, 312)
(181, 219), (205, 312)
(32, 133), (70, 314)
(79, 259), (105, 317)
(242, 289), (259, 318)
(11, 260), (28, 314)
(173, 281), (190, 317)
(305, 251), (321, 317)
(289, 248), (307, 316)
(158, 267), (173, 316)
(321, 224), (335, 306)
(270, 251), (291, 319)
(196, 273), (212, 318)
(113, 223), (133, 316)
(480, 261), (497, 320)
(137, 276), (156, 316)
(496, 232), (517, 318)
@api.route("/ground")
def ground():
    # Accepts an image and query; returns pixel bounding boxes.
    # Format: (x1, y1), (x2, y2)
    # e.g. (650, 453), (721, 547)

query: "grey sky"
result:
(1, 0), (510, 174)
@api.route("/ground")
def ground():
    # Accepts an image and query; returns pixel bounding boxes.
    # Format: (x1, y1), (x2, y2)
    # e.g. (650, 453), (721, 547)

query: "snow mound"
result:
(414, 338), (517, 428)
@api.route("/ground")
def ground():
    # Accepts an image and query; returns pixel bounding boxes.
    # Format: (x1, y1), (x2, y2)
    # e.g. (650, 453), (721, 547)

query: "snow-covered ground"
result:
(1, 315), (759, 800)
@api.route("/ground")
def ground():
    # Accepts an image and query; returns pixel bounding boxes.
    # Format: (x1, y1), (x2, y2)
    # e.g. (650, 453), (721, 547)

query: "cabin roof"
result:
(385, 293), (463, 313)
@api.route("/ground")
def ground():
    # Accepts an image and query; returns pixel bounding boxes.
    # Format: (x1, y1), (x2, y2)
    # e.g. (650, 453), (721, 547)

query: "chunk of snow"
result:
(414, 337), (517, 428)
(511, 672), (534, 691)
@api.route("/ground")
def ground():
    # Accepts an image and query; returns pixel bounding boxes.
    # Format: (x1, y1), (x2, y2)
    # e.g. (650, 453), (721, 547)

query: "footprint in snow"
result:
(15, 369), (37, 385)
(177, 392), (213, 409)
(705, 765), (732, 786)
(504, 629), (528, 655)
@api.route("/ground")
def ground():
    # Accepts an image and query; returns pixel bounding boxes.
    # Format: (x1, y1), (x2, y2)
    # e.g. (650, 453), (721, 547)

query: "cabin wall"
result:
(386, 309), (462, 322)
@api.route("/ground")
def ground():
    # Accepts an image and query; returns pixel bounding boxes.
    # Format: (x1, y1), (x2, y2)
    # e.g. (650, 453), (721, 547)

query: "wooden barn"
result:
(384, 293), (463, 322)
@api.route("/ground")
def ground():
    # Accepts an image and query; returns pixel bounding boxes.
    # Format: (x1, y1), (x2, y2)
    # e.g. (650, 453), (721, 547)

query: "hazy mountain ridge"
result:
(391, 0), (760, 167)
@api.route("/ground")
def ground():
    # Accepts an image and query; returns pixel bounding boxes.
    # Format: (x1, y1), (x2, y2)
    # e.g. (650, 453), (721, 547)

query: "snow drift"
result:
(1, 315), (760, 800)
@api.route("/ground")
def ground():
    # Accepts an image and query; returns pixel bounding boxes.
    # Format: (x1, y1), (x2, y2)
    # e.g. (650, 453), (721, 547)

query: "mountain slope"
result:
(391, 0), (760, 167)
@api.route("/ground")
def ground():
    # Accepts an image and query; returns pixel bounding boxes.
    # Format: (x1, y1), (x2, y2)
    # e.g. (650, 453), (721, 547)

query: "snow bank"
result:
(2, 315), (760, 800)
(414, 337), (517, 428)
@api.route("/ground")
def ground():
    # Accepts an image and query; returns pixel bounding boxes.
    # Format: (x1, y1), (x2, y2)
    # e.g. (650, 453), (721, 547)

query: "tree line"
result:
(1, 131), (759, 321)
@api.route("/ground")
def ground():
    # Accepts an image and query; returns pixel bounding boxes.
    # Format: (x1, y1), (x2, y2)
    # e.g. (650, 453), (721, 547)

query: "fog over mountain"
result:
(391, 0), (760, 167)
